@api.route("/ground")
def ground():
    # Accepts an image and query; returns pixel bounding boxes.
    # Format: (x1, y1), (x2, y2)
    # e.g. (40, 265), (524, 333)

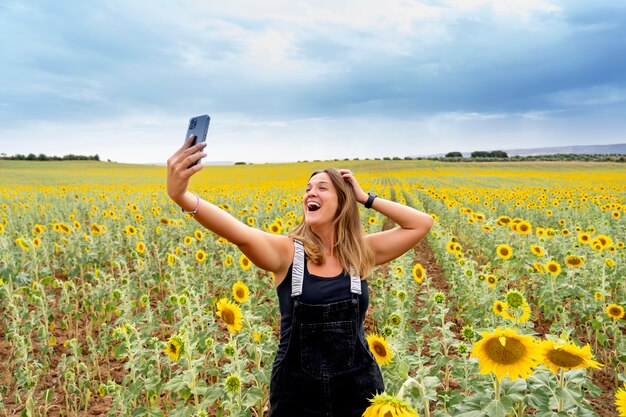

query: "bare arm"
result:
(340, 170), (434, 266)
(167, 137), (292, 275)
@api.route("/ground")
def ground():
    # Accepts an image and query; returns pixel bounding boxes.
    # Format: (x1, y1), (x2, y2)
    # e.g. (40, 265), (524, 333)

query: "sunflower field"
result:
(0, 159), (625, 417)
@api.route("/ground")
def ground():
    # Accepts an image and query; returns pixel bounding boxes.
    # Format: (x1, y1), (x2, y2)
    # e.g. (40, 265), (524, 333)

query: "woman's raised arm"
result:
(167, 137), (292, 275)
(339, 169), (434, 266)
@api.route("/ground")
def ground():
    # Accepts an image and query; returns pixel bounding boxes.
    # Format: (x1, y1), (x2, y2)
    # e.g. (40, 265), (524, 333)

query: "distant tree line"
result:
(0, 153), (100, 161)
(438, 151), (625, 162)
(299, 153), (625, 163)
(453, 150), (510, 158)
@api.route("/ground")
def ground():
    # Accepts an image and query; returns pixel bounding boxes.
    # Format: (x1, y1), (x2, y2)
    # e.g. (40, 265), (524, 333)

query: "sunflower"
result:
(606, 258), (616, 267)
(530, 245), (544, 257)
(167, 253), (175, 266)
(470, 327), (541, 382)
(366, 333), (393, 366)
(594, 291), (604, 301)
(533, 262), (544, 274)
(481, 225), (494, 233)
(493, 300), (514, 320)
(183, 235), (193, 245)
(539, 340), (602, 374)
(412, 263), (425, 283)
(123, 225), (137, 236)
(232, 281), (250, 303)
(216, 298), (243, 333)
(368, 216), (377, 225)
(0, 224), (4, 234)
(496, 244), (513, 260)
(269, 222), (282, 235)
(195, 249), (207, 263)
(239, 254), (252, 270)
(516, 221), (532, 235)
(614, 211), (622, 219)
(362, 393), (418, 417)
(388, 313), (402, 326)
(15, 238), (30, 251)
(545, 260), (561, 277)
(497, 216), (512, 226)
(606, 304), (625, 320)
(247, 217), (255, 226)
(32, 224), (46, 235)
(446, 241), (457, 253)
(486, 274), (497, 288)
(194, 230), (204, 241)
(32, 237), (42, 248)
(564, 255), (584, 268)
(136, 241), (145, 254)
(505, 290), (525, 309)
(224, 255), (233, 267)
(164, 335), (185, 362)
(577, 232), (591, 245)
(594, 234), (613, 249)
(224, 374), (241, 394)
(616, 384), (626, 417)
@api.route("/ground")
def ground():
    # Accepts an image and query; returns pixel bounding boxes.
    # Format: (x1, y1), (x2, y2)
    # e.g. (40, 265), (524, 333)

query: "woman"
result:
(167, 137), (434, 417)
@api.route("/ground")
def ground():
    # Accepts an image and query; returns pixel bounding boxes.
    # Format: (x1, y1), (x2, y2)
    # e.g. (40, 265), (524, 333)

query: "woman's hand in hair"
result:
(339, 169), (368, 204)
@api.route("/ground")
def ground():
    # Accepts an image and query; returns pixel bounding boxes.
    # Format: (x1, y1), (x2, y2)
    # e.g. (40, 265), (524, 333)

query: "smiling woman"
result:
(165, 138), (434, 417)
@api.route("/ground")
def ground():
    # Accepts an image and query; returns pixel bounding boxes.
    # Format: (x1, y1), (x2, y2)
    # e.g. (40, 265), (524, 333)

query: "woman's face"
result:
(303, 172), (339, 228)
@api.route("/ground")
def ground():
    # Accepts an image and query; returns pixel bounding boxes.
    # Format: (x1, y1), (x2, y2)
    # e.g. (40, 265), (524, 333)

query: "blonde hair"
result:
(289, 168), (375, 278)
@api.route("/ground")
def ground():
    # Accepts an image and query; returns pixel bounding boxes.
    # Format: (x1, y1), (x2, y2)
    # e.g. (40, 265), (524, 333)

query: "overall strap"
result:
(349, 267), (362, 295)
(291, 239), (362, 297)
(291, 239), (305, 297)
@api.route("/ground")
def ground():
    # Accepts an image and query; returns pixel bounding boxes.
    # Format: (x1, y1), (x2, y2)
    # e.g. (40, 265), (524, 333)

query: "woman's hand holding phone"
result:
(166, 135), (207, 207)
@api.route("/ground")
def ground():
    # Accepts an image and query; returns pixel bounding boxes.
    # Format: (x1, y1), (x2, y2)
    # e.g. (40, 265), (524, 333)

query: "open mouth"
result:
(307, 201), (321, 212)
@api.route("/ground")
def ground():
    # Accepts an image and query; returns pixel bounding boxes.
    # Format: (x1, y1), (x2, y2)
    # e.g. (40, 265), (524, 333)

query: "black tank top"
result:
(275, 259), (369, 364)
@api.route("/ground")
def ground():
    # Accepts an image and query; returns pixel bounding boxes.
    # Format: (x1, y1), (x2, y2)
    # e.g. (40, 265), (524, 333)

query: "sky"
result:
(1, 0), (625, 164)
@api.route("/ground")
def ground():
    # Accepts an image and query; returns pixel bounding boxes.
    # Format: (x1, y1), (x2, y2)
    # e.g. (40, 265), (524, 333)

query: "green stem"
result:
(557, 368), (564, 412)
(494, 377), (501, 401)
(398, 377), (430, 417)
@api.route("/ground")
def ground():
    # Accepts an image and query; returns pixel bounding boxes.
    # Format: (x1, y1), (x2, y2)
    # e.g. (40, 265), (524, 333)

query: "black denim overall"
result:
(269, 240), (384, 417)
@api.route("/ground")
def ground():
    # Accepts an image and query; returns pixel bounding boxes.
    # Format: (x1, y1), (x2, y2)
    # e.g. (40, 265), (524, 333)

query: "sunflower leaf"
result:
(500, 378), (527, 402)
(484, 398), (514, 417)
(450, 394), (492, 417)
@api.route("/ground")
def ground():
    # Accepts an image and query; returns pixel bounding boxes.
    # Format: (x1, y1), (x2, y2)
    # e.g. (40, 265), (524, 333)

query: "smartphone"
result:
(185, 114), (210, 167)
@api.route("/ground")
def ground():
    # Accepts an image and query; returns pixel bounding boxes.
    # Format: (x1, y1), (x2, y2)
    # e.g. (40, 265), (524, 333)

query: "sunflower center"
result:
(222, 309), (235, 325)
(609, 307), (622, 317)
(548, 264), (557, 272)
(500, 248), (509, 256)
(236, 289), (244, 298)
(168, 342), (179, 354)
(374, 343), (387, 357)
(546, 348), (584, 368)
(484, 337), (525, 364)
